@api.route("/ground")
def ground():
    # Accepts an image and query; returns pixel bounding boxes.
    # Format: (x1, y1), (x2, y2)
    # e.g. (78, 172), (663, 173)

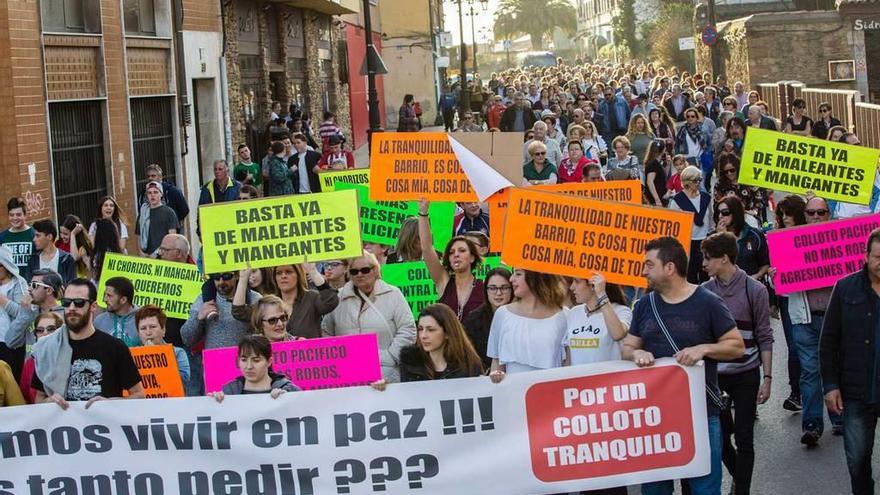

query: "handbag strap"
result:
(649, 292), (725, 409)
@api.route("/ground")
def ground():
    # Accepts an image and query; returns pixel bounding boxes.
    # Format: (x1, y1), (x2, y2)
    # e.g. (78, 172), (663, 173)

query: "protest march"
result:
(2, 57), (880, 495)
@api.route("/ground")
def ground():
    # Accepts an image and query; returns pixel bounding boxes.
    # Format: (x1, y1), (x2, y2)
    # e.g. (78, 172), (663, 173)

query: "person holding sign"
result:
(522, 141), (559, 185)
(209, 334), (299, 401)
(669, 166), (714, 284)
(487, 269), (567, 382)
(398, 304), (484, 382)
(563, 273), (631, 366)
(463, 267), (513, 369)
(621, 237), (744, 495)
(418, 200), (485, 322)
(233, 264), (338, 340)
(136, 305), (190, 386)
(322, 251), (415, 383)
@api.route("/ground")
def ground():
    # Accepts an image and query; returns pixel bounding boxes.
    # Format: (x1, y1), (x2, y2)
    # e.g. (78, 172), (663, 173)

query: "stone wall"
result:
(697, 11), (856, 91)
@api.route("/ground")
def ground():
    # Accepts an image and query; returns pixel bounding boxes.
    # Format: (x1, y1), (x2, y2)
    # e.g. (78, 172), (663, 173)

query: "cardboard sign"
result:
(127, 344), (184, 398)
(369, 132), (524, 201)
(381, 256), (508, 318)
(0, 360), (709, 494)
(334, 181), (455, 252)
(318, 168), (370, 192)
(202, 334), (382, 393)
(199, 190), (363, 273)
(97, 254), (203, 320)
(488, 181), (644, 253)
(500, 188), (692, 288)
(769, 214), (880, 294)
(739, 128), (880, 205)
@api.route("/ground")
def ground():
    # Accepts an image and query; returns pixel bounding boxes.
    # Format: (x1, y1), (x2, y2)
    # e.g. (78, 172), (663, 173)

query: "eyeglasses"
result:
(805, 209), (829, 216)
(30, 281), (51, 290)
(262, 314), (290, 326)
(60, 298), (91, 308)
(718, 209), (732, 217)
(724, 168), (737, 175)
(532, 151), (546, 156)
(209, 272), (235, 281)
(487, 285), (512, 293)
(324, 261), (343, 268)
(35, 325), (57, 334)
(686, 178), (702, 183)
(349, 267), (373, 276)
(819, 108), (829, 113)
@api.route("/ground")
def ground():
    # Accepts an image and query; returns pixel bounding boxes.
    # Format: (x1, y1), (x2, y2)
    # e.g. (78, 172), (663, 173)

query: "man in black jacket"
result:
(500, 92), (537, 132)
(821, 227), (880, 495)
(291, 132), (322, 194)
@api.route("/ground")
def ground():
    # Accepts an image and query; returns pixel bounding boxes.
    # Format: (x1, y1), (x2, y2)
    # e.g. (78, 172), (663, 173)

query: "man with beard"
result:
(31, 278), (144, 409)
(621, 237), (744, 495)
(182, 271), (261, 351)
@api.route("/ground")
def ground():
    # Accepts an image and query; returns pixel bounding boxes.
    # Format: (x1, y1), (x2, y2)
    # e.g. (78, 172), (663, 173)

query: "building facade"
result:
(0, 0), (229, 243)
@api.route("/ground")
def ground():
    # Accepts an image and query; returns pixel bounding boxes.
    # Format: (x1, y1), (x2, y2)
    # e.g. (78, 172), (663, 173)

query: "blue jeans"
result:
(793, 316), (826, 433)
(843, 398), (880, 494)
(641, 415), (722, 495)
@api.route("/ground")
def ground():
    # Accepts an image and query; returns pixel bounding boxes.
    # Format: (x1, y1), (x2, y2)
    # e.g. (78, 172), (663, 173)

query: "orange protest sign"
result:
(126, 344), (184, 398)
(369, 132), (524, 202)
(488, 180), (643, 253)
(500, 188), (692, 288)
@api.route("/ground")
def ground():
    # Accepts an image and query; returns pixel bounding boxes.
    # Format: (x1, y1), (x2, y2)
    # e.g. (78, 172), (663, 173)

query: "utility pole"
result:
(457, 0), (469, 118)
(362, 0), (383, 151)
(469, 3), (478, 76)
(706, 0), (721, 79)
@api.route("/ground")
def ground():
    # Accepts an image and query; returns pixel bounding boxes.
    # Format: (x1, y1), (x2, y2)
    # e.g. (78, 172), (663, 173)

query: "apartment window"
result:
(49, 101), (108, 226)
(41, 0), (101, 33)
(124, 0), (157, 35)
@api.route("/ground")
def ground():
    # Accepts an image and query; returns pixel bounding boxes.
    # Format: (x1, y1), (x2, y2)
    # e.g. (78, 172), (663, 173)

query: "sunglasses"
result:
(718, 209), (732, 217)
(30, 281), (51, 290)
(262, 314), (290, 326)
(724, 168), (737, 175)
(60, 298), (92, 308)
(533, 151), (546, 156)
(209, 272), (235, 281)
(805, 209), (828, 216)
(35, 325), (57, 334)
(819, 108), (829, 113)
(349, 267), (373, 276)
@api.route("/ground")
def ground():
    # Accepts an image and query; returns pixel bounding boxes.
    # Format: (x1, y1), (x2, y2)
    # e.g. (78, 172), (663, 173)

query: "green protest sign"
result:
(97, 254), (203, 319)
(318, 169), (370, 192)
(334, 181), (455, 253)
(381, 256), (507, 318)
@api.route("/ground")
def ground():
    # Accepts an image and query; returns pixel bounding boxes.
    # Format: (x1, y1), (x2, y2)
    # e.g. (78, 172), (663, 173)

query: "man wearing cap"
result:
(318, 134), (355, 170)
(136, 181), (179, 257)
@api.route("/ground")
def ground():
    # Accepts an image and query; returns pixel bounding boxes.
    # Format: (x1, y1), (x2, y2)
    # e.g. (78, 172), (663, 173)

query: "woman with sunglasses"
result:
(322, 259), (349, 289)
(812, 102), (841, 139)
(669, 165), (714, 283)
(714, 196), (770, 279)
(784, 98), (813, 137)
(418, 199), (485, 322)
(17, 311), (61, 403)
(248, 295), (293, 342)
(398, 304), (484, 382)
(463, 267), (513, 369)
(563, 273), (630, 369)
(323, 251), (416, 383)
(713, 154), (767, 224)
(523, 141), (558, 185)
(232, 263), (338, 340)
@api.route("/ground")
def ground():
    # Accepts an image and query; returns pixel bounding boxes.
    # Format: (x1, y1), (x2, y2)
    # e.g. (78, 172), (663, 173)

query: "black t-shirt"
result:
(735, 226), (770, 276)
(645, 159), (668, 205)
(32, 329), (142, 401)
(630, 287), (737, 416)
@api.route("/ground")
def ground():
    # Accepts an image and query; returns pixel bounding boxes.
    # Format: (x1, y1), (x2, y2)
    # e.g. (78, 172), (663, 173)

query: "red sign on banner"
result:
(526, 366), (697, 482)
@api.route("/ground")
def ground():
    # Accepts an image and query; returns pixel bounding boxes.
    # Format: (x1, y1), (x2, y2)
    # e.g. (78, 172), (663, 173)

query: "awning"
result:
(268, 0), (355, 15)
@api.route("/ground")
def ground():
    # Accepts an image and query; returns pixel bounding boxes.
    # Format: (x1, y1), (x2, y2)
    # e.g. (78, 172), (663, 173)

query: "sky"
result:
(441, 0), (502, 46)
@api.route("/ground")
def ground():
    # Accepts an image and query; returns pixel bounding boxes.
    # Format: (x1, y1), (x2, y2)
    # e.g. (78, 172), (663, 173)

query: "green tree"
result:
(493, 0), (577, 51)
(612, 0), (639, 56)
(641, 2), (694, 69)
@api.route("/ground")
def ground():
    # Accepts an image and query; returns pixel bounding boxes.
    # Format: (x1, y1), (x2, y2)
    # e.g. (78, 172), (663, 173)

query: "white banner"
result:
(0, 359), (708, 495)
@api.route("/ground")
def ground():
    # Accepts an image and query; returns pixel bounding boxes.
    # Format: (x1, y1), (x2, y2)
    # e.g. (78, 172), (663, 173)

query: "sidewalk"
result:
(353, 126), (445, 167)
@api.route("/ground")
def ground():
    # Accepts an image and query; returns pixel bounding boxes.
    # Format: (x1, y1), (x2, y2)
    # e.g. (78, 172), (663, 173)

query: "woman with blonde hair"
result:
(522, 140), (558, 185)
(488, 269), (568, 382)
(580, 121), (607, 163)
(388, 217), (422, 264)
(669, 165), (714, 283)
(625, 113), (656, 167)
(249, 295), (293, 342)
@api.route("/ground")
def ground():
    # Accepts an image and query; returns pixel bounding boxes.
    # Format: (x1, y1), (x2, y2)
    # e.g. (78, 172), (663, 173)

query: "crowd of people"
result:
(0, 58), (878, 495)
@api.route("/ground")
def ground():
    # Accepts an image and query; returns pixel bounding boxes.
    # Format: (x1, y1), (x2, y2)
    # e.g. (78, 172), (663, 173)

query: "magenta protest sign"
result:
(769, 214), (880, 294)
(202, 333), (382, 393)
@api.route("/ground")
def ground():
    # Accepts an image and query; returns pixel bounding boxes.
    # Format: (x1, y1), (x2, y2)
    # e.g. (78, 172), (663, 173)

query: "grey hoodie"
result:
(703, 267), (773, 375)
(0, 245), (29, 345)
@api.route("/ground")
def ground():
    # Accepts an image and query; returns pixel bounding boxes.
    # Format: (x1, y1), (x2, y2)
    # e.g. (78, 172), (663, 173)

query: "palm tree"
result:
(493, 0), (577, 51)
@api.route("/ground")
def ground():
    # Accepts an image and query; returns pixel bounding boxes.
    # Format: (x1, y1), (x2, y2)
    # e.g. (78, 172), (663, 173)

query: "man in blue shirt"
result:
(622, 236), (744, 495)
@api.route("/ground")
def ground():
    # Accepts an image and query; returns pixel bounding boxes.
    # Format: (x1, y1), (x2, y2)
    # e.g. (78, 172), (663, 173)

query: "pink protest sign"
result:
(202, 333), (382, 393)
(769, 214), (880, 294)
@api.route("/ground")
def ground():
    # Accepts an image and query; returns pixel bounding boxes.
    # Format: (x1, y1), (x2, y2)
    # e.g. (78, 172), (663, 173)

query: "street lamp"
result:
(466, 0), (489, 79)
(456, 0), (488, 118)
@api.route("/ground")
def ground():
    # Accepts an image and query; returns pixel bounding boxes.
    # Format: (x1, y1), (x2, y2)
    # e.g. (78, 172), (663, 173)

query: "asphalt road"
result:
(617, 315), (879, 495)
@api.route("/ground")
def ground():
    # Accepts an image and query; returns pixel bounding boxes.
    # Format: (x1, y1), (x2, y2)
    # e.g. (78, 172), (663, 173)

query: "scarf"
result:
(673, 191), (711, 227)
